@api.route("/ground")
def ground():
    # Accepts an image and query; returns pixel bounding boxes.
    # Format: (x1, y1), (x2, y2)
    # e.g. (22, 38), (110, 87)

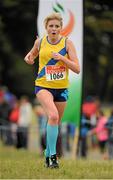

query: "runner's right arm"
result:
(24, 38), (40, 65)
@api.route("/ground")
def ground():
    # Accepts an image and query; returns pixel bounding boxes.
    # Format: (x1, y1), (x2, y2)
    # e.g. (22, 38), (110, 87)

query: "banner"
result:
(37, 0), (83, 126)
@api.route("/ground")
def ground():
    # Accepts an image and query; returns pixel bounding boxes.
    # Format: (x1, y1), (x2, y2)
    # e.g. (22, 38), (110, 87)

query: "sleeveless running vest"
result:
(35, 36), (69, 88)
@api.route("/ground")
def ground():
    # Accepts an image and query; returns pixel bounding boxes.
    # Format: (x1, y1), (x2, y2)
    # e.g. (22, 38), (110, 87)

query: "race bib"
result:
(46, 65), (66, 81)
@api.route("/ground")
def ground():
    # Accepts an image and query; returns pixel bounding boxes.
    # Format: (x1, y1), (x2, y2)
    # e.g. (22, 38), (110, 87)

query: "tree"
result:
(84, 0), (113, 102)
(0, 0), (38, 98)
(0, 0), (113, 102)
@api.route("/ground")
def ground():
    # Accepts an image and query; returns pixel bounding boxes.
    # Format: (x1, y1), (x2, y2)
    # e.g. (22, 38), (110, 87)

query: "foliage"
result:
(0, 0), (113, 102)
(0, 0), (38, 98)
(84, 0), (113, 102)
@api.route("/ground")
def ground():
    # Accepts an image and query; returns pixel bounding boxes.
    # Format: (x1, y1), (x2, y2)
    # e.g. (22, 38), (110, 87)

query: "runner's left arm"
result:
(52, 39), (80, 74)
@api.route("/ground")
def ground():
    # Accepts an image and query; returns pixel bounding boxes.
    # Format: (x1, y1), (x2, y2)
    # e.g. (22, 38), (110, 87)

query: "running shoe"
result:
(49, 154), (59, 168)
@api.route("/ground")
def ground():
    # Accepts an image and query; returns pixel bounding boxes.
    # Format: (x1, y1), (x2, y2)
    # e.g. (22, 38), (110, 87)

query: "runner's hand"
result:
(52, 52), (64, 61)
(24, 52), (35, 65)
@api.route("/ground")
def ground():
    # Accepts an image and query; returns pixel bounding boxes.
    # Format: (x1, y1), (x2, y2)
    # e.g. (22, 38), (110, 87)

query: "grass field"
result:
(0, 145), (113, 179)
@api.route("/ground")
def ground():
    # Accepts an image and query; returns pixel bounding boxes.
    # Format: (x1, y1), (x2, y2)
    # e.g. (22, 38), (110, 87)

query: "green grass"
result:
(0, 145), (113, 179)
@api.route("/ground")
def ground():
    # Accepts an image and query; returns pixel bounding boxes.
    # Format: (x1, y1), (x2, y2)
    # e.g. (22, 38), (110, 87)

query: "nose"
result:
(52, 26), (56, 30)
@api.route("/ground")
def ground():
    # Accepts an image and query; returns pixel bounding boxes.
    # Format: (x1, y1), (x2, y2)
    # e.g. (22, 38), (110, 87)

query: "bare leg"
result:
(36, 89), (59, 161)
(55, 102), (67, 156)
(36, 89), (59, 125)
(36, 90), (67, 166)
(55, 101), (67, 124)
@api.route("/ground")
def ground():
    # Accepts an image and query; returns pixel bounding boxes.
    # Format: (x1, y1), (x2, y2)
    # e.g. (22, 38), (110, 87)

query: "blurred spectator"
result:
(82, 96), (100, 148)
(79, 114), (91, 158)
(0, 90), (12, 145)
(16, 96), (32, 149)
(9, 100), (20, 146)
(34, 104), (47, 155)
(64, 123), (76, 154)
(56, 126), (63, 157)
(82, 96), (100, 120)
(61, 122), (69, 154)
(1, 86), (16, 108)
(90, 110), (108, 159)
(105, 109), (113, 159)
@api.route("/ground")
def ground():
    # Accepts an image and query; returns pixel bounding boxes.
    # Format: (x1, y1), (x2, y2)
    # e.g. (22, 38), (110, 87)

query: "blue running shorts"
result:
(35, 86), (68, 102)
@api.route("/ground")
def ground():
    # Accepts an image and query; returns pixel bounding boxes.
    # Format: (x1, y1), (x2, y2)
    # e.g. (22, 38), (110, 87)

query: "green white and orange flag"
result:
(37, 0), (83, 127)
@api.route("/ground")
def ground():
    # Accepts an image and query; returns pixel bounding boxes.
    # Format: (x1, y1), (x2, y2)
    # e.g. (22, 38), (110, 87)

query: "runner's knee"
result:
(48, 112), (59, 124)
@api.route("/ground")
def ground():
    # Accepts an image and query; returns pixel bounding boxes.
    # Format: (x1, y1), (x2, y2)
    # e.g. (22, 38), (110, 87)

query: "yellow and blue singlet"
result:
(35, 36), (69, 89)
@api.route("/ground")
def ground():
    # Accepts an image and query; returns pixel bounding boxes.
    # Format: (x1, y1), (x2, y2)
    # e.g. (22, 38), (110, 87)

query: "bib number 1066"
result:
(50, 72), (63, 80)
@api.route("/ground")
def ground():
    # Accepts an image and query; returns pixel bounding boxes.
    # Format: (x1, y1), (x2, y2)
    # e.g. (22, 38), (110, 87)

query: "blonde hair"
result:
(44, 12), (63, 29)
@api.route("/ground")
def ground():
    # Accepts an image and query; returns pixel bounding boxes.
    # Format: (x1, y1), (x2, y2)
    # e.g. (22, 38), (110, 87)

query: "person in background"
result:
(0, 90), (11, 145)
(24, 12), (80, 168)
(9, 99), (20, 146)
(82, 96), (100, 148)
(79, 114), (91, 158)
(105, 109), (113, 159)
(90, 110), (108, 159)
(16, 96), (32, 149)
(34, 104), (47, 155)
